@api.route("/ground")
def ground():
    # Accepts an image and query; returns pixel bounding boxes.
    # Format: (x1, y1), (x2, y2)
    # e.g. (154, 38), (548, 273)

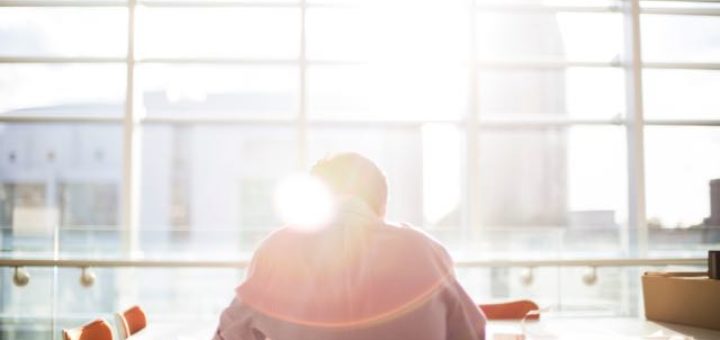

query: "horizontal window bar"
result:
(475, 4), (620, 13)
(644, 62), (720, 70)
(145, 116), (631, 127)
(477, 60), (619, 69)
(1, 0), (718, 16)
(139, 57), (300, 65)
(1, 58), (717, 71)
(642, 7), (720, 16)
(643, 0), (720, 2)
(0, 257), (706, 269)
(306, 119), (463, 128)
(478, 118), (626, 127)
(645, 119), (720, 126)
(143, 116), (462, 128)
(0, 1), (613, 11)
(0, 0), (127, 7)
(0, 57), (126, 63)
(0, 57), (358, 65)
(0, 57), (615, 68)
(139, 0), (302, 8)
(455, 257), (707, 268)
(138, 58), (363, 65)
(4, 115), (719, 127)
(142, 115), (297, 125)
(0, 114), (122, 124)
(0, 0), (299, 7)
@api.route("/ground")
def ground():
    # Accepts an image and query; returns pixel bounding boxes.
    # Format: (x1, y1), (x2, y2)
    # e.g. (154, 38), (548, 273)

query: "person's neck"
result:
(332, 197), (382, 227)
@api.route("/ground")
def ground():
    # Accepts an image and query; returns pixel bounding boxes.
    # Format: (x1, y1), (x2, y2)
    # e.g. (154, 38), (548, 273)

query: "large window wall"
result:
(0, 0), (719, 337)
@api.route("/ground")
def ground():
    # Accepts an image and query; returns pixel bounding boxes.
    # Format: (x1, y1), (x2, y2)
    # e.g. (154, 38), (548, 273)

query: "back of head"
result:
(310, 153), (388, 217)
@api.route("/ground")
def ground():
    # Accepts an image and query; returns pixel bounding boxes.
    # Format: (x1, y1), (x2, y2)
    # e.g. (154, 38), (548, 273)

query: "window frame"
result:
(0, 0), (719, 256)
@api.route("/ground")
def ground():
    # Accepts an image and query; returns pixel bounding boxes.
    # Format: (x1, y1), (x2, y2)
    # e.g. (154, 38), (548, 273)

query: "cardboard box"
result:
(642, 272), (720, 331)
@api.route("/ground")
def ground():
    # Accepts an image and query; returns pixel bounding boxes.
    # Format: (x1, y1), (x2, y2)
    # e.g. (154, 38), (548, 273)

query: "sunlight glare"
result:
(275, 174), (335, 231)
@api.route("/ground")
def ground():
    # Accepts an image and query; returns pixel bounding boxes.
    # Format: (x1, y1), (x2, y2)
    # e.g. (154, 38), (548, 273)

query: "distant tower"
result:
(475, 12), (567, 228)
(705, 179), (720, 227)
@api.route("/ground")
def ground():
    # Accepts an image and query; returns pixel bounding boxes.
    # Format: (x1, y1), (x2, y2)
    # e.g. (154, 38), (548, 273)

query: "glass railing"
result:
(0, 225), (715, 339)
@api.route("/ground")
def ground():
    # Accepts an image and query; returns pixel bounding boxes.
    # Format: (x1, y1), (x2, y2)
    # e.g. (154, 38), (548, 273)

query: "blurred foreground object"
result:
(115, 305), (148, 339)
(643, 271), (720, 331)
(479, 300), (540, 321)
(62, 319), (113, 340)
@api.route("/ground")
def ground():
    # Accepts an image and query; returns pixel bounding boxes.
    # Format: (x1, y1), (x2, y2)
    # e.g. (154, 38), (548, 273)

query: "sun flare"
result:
(274, 174), (335, 231)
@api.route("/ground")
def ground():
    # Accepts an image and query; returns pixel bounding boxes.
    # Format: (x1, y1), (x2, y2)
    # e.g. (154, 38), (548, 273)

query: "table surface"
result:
(488, 317), (720, 340)
(135, 317), (720, 340)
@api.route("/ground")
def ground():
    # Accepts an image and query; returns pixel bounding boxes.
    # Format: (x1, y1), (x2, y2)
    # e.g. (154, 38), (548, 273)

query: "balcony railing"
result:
(0, 256), (707, 289)
(0, 256), (707, 269)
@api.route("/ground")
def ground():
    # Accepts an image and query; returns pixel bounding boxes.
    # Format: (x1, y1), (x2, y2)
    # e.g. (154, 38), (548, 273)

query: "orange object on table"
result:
(115, 305), (147, 339)
(479, 300), (540, 321)
(62, 319), (113, 340)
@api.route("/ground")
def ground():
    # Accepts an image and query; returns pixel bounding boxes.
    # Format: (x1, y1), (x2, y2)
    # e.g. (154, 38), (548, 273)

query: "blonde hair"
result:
(310, 152), (388, 216)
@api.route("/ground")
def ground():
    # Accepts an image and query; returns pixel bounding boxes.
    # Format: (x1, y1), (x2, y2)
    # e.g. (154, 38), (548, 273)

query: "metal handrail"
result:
(0, 257), (706, 269)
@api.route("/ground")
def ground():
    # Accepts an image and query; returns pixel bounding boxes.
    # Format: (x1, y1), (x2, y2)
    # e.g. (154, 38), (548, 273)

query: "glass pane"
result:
(306, 7), (470, 62)
(476, 126), (628, 256)
(478, 67), (624, 118)
(0, 124), (122, 257)
(0, 267), (54, 340)
(55, 267), (116, 318)
(0, 8), (127, 57)
(645, 127), (720, 235)
(643, 69), (720, 119)
(136, 8), (300, 59)
(307, 65), (468, 120)
(0, 64), (126, 117)
(140, 125), (298, 258)
(458, 265), (656, 317)
(458, 266), (561, 309)
(136, 65), (299, 118)
(642, 14), (720, 63)
(111, 267), (239, 337)
(52, 266), (242, 338)
(0, 183), (53, 254)
(476, 12), (622, 61)
(422, 125), (464, 231)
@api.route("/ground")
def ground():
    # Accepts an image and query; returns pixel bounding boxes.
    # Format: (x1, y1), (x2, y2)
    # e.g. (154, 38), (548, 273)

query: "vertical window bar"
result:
(298, 0), (308, 169)
(122, 0), (141, 254)
(623, 0), (648, 257)
(623, 0), (648, 317)
(466, 0), (481, 235)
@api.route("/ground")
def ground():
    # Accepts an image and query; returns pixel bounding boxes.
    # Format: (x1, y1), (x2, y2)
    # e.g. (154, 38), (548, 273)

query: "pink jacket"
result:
(213, 201), (486, 340)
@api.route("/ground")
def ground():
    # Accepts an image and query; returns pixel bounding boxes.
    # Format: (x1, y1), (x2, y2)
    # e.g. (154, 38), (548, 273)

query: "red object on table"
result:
(62, 319), (113, 340)
(479, 300), (540, 321)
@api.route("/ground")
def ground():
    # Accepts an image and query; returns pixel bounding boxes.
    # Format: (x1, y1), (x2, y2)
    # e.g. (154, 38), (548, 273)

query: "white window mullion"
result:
(623, 0), (648, 256)
(122, 0), (141, 255)
(466, 0), (480, 236)
(298, 0), (308, 169)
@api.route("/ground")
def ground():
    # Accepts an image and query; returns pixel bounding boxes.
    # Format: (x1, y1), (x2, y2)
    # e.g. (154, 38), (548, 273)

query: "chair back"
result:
(62, 319), (113, 340)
